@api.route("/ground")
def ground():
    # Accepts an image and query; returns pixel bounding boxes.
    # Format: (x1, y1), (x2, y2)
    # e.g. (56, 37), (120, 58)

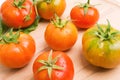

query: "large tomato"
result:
(70, 0), (99, 28)
(37, 0), (66, 20)
(44, 15), (78, 51)
(33, 50), (74, 80)
(0, 31), (35, 68)
(0, 0), (36, 28)
(82, 21), (120, 68)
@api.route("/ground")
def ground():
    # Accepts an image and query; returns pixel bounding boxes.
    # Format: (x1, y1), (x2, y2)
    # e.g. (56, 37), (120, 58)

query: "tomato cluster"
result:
(1, 0), (120, 80)
(0, 0), (74, 80)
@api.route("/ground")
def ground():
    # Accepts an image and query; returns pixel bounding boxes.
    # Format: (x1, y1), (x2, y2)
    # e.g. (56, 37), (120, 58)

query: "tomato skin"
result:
(0, 33), (36, 68)
(33, 51), (74, 80)
(37, 0), (66, 20)
(70, 6), (99, 28)
(82, 25), (120, 68)
(44, 22), (78, 51)
(1, 0), (36, 28)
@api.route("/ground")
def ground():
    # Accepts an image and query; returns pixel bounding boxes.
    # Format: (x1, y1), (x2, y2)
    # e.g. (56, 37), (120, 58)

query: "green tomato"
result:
(82, 21), (120, 68)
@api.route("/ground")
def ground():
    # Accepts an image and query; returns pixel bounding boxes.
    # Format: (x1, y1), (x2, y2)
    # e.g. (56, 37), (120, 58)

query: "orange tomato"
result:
(44, 16), (78, 51)
(0, 32), (35, 68)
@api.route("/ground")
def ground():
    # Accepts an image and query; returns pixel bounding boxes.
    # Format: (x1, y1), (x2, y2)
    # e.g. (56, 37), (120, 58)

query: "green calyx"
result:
(34, 0), (52, 3)
(96, 20), (118, 41)
(51, 14), (68, 28)
(78, 0), (91, 15)
(44, 0), (52, 3)
(37, 50), (64, 79)
(24, 9), (32, 22)
(13, 0), (26, 9)
(0, 29), (20, 44)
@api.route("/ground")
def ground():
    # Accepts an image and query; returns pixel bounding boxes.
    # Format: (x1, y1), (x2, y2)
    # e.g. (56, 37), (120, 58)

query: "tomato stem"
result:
(87, 0), (90, 4)
(51, 14), (68, 28)
(13, 0), (26, 9)
(0, 28), (20, 44)
(96, 20), (118, 41)
(78, 0), (92, 15)
(37, 50), (64, 79)
(33, 0), (39, 16)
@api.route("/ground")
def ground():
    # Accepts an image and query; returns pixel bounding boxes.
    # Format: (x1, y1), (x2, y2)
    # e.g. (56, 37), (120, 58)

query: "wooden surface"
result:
(1, 0), (120, 80)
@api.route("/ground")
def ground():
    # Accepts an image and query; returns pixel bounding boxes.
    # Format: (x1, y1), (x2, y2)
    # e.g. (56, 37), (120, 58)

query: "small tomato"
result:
(70, 0), (99, 28)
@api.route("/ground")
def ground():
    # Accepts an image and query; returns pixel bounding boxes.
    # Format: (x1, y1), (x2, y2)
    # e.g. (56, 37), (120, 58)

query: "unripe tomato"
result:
(82, 21), (120, 68)
(37, 0), (66, 20)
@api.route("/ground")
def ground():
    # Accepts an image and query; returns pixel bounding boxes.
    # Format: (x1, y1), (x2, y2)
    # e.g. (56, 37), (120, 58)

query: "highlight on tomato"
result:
(44, 15), (78, 51)
(36, 0), (66, 20)
(70, 0), (99, 29)
(33, 50), (74, 80)
(0, 29), (36, 68)
(82, 20), (120, 68)
(0, 0), (36, 29)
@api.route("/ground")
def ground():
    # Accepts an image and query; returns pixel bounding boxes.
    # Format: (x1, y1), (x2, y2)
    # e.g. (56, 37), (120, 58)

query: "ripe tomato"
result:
(0, 31), (35, 68)
(33, 50), (74, 80)
(44, 15), (78, 51)
(0, 0), (36, 28)
(37, 0), (66, 20)
(70, 0), (99, 28)
(82, 21), (120, 68)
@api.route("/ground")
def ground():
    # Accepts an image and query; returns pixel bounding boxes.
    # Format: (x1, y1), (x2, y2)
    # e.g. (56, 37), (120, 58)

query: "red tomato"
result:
(0, 32), (36, 68)
(0, 0), (36, 28)
(70, 0), (99, 28)
(33, 50), (74, 80)
(37, 0), (66, 20)
(44, 15), (78, 51)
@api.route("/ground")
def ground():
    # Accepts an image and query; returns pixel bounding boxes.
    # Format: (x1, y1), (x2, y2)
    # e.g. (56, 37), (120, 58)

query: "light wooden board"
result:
(0, 0), (120, 80)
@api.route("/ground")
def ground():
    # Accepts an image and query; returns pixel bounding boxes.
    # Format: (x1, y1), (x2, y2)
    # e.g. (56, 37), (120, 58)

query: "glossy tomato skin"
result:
(0, 33), (36, 68)
(70, 6), (99, 28)
(82, 25), (120, 68)
(45, 22), (78, 51)
(33, 51), (74, 80)
(1, 0), (36, 28)
(37, 0), (66, 20)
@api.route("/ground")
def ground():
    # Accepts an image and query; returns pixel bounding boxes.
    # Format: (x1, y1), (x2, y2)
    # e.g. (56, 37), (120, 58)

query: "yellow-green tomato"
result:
(37, 0), (66, 20)
(82, 23), (120, 68)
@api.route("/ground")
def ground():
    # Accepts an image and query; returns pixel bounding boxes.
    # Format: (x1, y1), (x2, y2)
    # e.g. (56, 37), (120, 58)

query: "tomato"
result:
(0, 0), (36, 28)
(37, 0), (66, 20)
(70, 0), (99, 28)
(0, 8), (1, 18)
(0, 31), (35, 68)
(33, 50), (74, 80)
(82, 21), (120, 68)
(44, 15), (78, 51)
